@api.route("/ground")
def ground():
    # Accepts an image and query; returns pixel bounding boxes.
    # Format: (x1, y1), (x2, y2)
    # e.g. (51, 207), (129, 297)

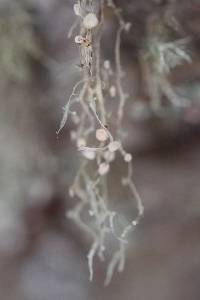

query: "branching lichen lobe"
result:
(61, 0), (144, 285)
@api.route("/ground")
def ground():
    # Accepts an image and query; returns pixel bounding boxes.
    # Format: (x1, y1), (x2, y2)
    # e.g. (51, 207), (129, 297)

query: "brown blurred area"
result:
(0, 1), (200, 299)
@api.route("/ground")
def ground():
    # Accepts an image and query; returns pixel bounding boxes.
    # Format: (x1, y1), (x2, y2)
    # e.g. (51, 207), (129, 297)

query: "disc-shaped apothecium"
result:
(98, 162), (110, 176)
(73, 3), (82, 16)
(82, 150), (96, 160)
(96, 128), (108, 142)
(83, 13), (99, 29)
(108, 141), (121, 152)
(124, 153), (132, 162)
(75, 35), (84, 44)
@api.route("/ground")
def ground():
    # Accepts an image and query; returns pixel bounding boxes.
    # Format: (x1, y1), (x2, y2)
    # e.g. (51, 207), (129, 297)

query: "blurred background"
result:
(0, 0), (200, 299)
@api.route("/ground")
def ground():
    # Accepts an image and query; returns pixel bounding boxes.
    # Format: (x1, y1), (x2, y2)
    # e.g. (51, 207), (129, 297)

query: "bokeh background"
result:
(0, 0), (200, 299)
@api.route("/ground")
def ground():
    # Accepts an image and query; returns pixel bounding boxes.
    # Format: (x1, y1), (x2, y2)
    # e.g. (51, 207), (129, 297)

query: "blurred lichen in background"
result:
(0, 0), (46, 256)
(0, 0), (41, 83)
